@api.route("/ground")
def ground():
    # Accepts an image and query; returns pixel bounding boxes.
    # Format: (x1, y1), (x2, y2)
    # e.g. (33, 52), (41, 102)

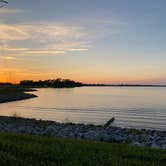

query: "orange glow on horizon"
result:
(0, 72), (165, 85)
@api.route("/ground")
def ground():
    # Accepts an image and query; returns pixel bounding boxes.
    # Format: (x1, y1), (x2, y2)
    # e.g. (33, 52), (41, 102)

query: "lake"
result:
(0, 87), (166, 130)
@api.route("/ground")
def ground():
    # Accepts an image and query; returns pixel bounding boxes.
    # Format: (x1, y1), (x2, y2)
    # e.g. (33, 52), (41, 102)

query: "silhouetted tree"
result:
(20, 79), (83, 88)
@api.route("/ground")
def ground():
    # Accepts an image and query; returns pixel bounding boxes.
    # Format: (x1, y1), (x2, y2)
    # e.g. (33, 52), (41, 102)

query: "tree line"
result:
(20, 78), (83, 88)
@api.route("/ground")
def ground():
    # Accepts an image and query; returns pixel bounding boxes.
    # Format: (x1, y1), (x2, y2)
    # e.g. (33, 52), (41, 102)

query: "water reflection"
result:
(0, 87), (166, 130)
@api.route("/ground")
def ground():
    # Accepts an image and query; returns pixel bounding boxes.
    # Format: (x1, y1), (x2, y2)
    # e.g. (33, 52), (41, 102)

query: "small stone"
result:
(132, 142), (144, 147)
(84, 130), (98, 140)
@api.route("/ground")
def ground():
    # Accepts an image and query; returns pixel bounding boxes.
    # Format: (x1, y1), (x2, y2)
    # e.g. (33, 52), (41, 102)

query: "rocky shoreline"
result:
(0, 116), (165, 149)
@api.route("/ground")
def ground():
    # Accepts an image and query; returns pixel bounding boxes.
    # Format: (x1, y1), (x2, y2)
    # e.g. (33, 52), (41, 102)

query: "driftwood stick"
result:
(104, 117), (115, 129)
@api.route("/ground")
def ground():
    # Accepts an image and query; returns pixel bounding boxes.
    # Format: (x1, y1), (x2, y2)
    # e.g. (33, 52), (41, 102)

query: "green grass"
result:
(0, 132), (165, 166)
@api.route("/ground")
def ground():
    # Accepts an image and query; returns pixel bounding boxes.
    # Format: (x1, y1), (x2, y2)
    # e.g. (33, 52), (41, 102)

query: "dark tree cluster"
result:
(0, 82), (12, 86)
(20, 78), (83, 88)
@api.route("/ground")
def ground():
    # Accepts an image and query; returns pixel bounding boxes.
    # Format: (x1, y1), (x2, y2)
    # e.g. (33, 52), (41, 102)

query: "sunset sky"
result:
(0, 0), (166, 84)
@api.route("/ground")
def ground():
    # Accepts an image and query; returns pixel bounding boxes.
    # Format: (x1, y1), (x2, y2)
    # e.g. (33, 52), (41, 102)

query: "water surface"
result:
(0, 87), (166, 130)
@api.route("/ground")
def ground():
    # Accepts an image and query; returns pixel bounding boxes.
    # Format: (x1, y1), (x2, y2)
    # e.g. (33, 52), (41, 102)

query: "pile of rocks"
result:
(0, 116), (165, 149)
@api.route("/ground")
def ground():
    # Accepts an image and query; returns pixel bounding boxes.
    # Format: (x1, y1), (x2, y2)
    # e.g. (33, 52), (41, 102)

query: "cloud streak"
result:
(0, 23), (90, 56)
(0, 8), (25, 14)
(0, 18), (122, 58)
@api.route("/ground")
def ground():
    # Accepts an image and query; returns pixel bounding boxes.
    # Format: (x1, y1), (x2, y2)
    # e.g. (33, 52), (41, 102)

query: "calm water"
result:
(0, 87), (166, 130)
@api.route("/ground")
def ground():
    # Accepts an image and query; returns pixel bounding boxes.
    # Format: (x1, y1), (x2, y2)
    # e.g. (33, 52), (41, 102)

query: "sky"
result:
(0, 0), (166, 84)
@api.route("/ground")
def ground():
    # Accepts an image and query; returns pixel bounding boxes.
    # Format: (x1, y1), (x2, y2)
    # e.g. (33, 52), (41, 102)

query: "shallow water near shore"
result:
(0, 87), (166, 130)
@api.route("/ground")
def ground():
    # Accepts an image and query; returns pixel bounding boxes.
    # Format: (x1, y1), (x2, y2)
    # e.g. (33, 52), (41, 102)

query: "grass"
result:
(0, 86), (37, 103)
(0, 132), (165, 166)
(0, 86), (35, 94)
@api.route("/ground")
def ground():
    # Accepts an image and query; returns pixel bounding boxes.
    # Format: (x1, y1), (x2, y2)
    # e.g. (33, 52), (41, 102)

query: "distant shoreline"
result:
(85, 84), (166, 87)
(14, 84), (166, 88)
(1, 79), (166, 88)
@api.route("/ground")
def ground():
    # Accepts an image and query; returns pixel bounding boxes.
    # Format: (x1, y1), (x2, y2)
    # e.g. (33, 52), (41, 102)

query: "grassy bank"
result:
(0, 132), (165, 166)
(0, 86), (36, 94)
(0, 86), (37, 103)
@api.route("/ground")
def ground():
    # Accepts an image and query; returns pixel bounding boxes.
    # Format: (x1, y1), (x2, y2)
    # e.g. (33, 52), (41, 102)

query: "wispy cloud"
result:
(0, 22), (90, 56)
(0, 56), (22, 60)
(25, 50), (66, 55)
(0, 18), (123, 58)
(0, 24), (30, 41)
(0, 8), (25, 14)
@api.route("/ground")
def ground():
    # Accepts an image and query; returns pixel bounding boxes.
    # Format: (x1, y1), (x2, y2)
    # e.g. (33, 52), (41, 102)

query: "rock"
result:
(113, 135), (124, 143)
(84, 130), (98, 140)
(17, 126), (32, 133)
(44, 125), (57, 135)
(132, 142), (144, 147)
(102, 134), (111, 142)
(0, 116), (165, 149)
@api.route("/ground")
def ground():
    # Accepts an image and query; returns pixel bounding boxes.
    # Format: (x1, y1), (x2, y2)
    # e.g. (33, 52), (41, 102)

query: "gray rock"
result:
(102, 134), (111, 142)
(0, 116), (165, 149)
(132, 142), (144, 147)
(44, 125), (57, 135)
(113, 135), (124, 142)
(84, 130), (98, 140)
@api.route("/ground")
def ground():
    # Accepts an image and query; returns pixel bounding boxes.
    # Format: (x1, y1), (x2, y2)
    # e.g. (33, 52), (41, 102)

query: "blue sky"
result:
(0, 0), (166, 84)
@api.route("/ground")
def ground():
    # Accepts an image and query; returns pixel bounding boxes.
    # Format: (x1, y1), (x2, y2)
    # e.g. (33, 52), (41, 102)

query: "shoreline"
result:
(0, 93), (37, 103)
(0, 87), (38, 103)
(0, 116), (165, 149)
